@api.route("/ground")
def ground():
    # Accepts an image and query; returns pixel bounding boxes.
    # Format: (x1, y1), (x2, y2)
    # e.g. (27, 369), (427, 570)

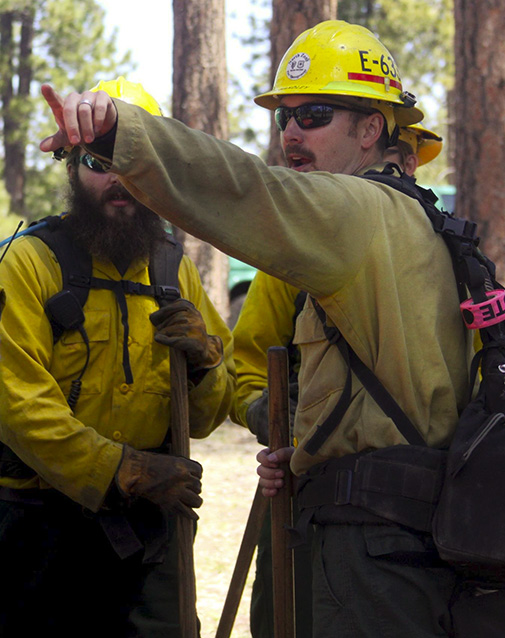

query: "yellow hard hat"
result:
(90, 76), (162, 116)
(255, 20), (423, 139)
(399, 123), (443, 166)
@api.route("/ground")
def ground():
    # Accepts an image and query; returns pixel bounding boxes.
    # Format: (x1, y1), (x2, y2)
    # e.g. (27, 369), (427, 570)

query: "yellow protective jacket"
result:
(231, 270), (302, 429)
(90, 101), (473, 477)
(0, 232), (235, 511)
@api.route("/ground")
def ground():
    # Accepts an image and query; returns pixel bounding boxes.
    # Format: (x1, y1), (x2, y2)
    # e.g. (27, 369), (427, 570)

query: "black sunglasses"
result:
(274, 103), (351, 132)
(79, 153), (106, 173)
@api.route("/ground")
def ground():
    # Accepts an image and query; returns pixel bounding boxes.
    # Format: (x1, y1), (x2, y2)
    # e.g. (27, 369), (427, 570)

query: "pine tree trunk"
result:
(172, 0), (229, 319)
(266, 0), (338, 166)
(0, 8), (34, 216)
(454, 0), (505, 277)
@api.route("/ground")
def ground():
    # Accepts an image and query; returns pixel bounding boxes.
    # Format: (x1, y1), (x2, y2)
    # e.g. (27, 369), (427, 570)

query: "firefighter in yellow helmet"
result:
(41, 19), (472, 637)
(91, 76), (163, 115)
(230, 120), (445, 638)
(255, 20), (424, 143)
(0, 77), (235, 637)
(384, 122), (443, 176)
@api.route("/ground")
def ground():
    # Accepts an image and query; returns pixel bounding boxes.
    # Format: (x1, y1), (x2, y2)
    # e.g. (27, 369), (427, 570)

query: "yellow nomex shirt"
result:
(0, 234), (235, 511)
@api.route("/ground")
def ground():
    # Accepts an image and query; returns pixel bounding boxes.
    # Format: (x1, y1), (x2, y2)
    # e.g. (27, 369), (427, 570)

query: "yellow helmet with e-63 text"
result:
(255, 20), (423, 140)
(90, 76), (162, 116)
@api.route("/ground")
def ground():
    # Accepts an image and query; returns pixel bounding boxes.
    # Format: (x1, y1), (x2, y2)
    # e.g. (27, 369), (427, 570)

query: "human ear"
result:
(404, 153), (420, 177)
(361, 112), (384, 149)
(67, 162), (77, 186)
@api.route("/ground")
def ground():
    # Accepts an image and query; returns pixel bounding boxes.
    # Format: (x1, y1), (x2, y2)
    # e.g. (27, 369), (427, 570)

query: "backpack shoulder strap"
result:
(148, 233), (184, 306)
(147, 233), (184, 452)
(28, 215), (92, 343)
(303, 167), (492, 456)
(362, 166), (501, 306)
(302, 297), (427, 456)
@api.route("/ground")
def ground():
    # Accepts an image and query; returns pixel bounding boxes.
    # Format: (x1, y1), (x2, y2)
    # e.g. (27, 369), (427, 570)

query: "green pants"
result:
(312, 523), (457, 638)
(450, 584), (505, 637)
(250, 506), (313, 638)
(0, 495), (197, 638)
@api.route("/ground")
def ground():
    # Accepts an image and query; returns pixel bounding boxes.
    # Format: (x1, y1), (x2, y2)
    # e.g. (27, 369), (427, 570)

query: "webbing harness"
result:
(31, 215), (182, 396)
(0, 215), (184, 480)
(293, 166), (505, 541)
(303, 165), (503, 457)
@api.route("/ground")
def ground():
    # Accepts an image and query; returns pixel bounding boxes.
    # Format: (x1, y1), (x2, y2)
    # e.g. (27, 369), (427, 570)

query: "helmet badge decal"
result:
(286, 53), (311, 80)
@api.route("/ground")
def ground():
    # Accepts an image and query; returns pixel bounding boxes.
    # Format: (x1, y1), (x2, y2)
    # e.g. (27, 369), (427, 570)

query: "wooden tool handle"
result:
(170, 347), (198, 638)
(215, 483), (269, 638)
(267, 346), (295, 638)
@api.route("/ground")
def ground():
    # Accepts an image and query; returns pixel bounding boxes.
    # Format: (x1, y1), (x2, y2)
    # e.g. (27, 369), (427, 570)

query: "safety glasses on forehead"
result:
(274, 103), (351, 132)
(79, 153), (106, 173)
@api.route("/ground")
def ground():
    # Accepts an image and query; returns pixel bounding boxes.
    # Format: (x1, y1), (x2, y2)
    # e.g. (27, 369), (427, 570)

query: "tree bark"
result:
(172, 0), (230, 319)
(0, 8), (34, 216)
(454, 0), (505, 277)
(266, 0), (338, 166)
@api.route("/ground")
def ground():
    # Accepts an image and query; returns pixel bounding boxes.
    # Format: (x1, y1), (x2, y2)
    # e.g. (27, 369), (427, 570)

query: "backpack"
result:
(0, 214), (184, 479)
(299, 165), (505, 584)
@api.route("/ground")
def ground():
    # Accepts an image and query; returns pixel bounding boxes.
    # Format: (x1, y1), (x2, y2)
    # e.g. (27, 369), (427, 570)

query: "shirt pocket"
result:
(293, 305), (347, 419)
(142, 338), (171, 396)
(52, 310), (110, 395)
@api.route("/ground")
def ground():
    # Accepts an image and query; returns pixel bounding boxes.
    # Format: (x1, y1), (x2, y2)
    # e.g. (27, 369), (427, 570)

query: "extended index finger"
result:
(40, 84), (64, 124)
(39, 84), (69, 151)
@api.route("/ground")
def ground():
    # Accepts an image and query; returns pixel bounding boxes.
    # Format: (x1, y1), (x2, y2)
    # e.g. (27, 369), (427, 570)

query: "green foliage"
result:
(0, 214), (24, 243)
(0, 0), (134, 221)
(37, 0), (132, 89)
(0, 177), (23, 240)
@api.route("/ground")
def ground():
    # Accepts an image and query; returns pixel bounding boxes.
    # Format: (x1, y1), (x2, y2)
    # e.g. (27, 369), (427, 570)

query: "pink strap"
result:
(461, 290), (505, 329)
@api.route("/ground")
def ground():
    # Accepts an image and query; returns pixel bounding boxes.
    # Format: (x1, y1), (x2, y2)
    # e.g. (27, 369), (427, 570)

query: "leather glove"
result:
(116, 446), (203, 520)
(150, 299), (223, 371)
(246, 382), (298, 446)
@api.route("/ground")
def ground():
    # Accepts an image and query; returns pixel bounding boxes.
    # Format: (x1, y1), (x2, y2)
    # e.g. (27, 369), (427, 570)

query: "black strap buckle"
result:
(68, 273), (92, 288)
(156, 285), (180, 302)
(334, 469), (353, 505)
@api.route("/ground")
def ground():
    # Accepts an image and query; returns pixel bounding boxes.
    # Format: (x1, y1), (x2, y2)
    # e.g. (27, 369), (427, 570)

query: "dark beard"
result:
(65, 177), (167, 272)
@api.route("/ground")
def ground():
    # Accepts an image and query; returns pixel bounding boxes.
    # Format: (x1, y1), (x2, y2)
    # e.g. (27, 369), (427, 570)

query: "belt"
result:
(291, 445), (446, 546)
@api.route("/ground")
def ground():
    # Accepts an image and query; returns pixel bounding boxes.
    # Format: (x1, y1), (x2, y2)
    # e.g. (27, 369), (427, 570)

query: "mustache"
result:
(283, 143), (316, 163)
(101, 184), (133, 204)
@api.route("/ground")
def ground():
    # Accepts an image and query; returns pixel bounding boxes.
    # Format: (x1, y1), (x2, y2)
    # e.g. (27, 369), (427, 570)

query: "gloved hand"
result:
(246, 382), (298, 446)
(150, 299), (223, 371)
(116, 446), (203, 520)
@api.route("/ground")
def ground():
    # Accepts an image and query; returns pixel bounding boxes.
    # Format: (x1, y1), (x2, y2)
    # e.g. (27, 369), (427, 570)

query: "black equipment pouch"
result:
(432, 345), (505, 584)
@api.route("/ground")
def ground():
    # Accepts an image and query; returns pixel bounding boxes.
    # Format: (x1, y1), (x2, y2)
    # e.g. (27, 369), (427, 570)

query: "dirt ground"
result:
(192, 419), (264, 638)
